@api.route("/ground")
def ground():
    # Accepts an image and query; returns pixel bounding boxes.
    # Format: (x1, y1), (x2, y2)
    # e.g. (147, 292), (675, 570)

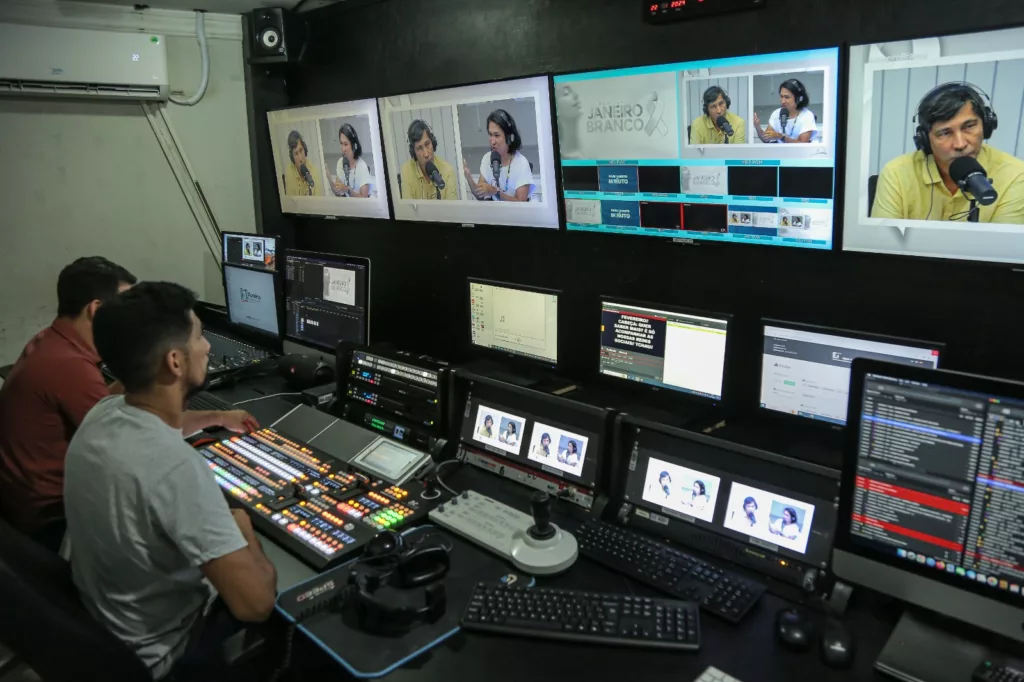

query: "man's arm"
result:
(57, 360), (111, 428)
(201, 510), (277, 623)
(990, 171), (1024, 225)
(442, 166), (459, 200)
(183, 410), (259, 435)
(732, 117), (747, 144)
(871, 165), (907, 219)
(689, 118), (705, 145)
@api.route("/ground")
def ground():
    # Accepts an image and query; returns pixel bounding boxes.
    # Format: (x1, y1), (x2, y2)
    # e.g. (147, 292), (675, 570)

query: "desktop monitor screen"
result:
(468, 279), (558, 366)
(285, 251), (370, 351)
(844, 26), (1024, 264)
(223, 233), (277, 272)
(378, 76), (559, 229)
(223, 265), (280, 338)
(834, 361), (1024, 643)
(554, 47), (839, 249)
(267, 99), (390, 220)
(599, 298), (729, 401)
(760, 321), (942, 425)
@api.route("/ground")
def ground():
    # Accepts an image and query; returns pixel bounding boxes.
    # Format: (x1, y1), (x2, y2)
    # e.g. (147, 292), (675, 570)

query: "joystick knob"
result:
(528, 491), (556, 541)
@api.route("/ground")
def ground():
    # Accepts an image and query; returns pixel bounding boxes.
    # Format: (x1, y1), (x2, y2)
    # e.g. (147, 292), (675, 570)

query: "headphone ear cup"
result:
(914, 126), (931, 155)
(985, 107), (998, 139)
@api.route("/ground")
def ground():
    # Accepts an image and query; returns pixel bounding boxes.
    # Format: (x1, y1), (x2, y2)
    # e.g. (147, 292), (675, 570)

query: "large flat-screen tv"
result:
(377, 76), (559, 229)
(267, 99), (390, 220)
(554, 47), (840, 249)
(844, 26), (1024, 264)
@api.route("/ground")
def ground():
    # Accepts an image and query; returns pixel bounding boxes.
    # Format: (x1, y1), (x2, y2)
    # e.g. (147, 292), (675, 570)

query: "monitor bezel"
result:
(597, 295), (732, 404)
(758, 318), (945, 429)
(221, 232), (280, 273)
(284, 250), (371, 353)
(466, 277), (561, 370)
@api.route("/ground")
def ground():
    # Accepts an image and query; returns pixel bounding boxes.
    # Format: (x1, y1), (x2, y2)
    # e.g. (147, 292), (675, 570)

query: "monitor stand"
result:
(875, 609), (1019, 682)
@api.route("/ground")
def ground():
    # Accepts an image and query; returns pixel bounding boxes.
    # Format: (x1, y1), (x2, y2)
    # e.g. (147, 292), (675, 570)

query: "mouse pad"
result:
(276, 526), (514, 679)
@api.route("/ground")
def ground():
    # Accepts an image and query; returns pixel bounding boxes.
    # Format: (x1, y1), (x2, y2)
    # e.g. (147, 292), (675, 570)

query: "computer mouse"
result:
(775, 607), (814, 651)
(820, 620), (855, 669)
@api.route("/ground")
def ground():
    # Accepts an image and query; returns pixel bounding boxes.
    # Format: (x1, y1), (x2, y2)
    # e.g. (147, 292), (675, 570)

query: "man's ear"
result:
(165, 347), (186, 380)
(84, 299), (103, 322)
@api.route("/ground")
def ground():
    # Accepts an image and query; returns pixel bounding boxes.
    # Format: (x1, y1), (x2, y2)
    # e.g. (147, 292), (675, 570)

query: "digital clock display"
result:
(645, 0), (765, 23)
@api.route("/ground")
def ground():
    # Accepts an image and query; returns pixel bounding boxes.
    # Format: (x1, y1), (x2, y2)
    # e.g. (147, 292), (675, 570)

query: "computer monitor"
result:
(834, 359), (1024, 651)
(284, 251), (370, 352)
(222, 265), (281, 339)
(468, 279), (559, 367)
(599, 297), (730, 401)
(760, 320), (942, 425)
(222, 232), (278, 272)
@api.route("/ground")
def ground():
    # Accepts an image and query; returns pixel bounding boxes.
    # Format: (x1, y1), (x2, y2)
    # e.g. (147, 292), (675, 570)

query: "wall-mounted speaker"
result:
(248, 7), (305, 65)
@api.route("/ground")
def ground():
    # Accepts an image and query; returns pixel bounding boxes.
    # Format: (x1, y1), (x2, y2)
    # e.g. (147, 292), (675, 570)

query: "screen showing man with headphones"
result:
(267, 99), (391, 220)
(845, 26), (1024, 264)
(378, 76), (560, 229)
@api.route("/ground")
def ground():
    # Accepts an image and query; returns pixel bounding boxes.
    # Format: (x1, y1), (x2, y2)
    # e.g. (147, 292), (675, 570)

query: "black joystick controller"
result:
(528, 491), (557, 541)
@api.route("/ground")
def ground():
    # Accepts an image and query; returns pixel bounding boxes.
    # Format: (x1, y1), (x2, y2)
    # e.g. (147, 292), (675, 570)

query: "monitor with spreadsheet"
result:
(468, 279), (559, 367)
(284, 251), (370, 351)
(834, 360), (1024, 643)
(223, 265), (280, 339)
(599, 298), (730, 401)
(760, 320), (942, 425)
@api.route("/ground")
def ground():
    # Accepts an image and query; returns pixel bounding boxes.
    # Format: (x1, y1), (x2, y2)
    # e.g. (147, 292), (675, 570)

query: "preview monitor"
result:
(284, 251), (370, 351)
(377, 76), (559, 229)
(223, 232), (277, 272)
(599, 298), (730, 401)
(223, 265), (280, 339)
(760, 320), (942, 425)
(835, 360), (1024, 646)
(468, 279), (559, 366)
(554, 47), (839, 249)
(267, 99), (390, 220)
(845, 26), (1024, 264)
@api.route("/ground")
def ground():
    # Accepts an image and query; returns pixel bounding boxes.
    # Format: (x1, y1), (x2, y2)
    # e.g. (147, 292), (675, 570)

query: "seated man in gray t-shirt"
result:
(64, 282), (276, 680)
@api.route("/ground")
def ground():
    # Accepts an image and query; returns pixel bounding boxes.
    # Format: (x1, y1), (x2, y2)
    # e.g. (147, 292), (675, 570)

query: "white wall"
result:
(0, 4), (256, 364)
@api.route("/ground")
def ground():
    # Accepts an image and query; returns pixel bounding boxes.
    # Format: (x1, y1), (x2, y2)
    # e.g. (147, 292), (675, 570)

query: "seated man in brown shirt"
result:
(0, 256), (137, 550)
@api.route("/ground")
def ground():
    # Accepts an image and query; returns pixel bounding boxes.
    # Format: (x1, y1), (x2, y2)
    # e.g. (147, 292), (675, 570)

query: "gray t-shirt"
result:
(65, 396), (247, 678)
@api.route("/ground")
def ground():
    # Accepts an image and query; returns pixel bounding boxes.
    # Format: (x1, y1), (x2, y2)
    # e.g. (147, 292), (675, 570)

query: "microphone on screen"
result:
(950, 156), (998, 206)
(342, 155), (351, 187)
(490, 150), (501, 186)
(425, 160), (445, 190)
(779, 110), (789, 139)
(716, 114), (734, 139)
(300, 164), (314, 190)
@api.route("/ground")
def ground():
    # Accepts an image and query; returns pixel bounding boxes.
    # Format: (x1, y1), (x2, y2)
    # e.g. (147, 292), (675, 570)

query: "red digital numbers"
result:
(670, 0), (685, 6)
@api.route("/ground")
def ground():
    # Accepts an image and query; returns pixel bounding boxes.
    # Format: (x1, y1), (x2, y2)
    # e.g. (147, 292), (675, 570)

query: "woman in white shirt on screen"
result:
(769, 507), (802, 540)
(753, 79), (820, 144)
(686, 480), (710, 513)
(331, 123), (374, 198)
(498, 421), (519, 447)
(463, 109), (535, 202)
(558, 440), (581, 468)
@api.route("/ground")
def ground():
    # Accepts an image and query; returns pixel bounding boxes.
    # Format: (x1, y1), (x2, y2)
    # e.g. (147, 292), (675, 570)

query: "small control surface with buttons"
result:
(693, 667), (745, 682)
(429, 490), (534, 560)
(974, 662), (1024, 682)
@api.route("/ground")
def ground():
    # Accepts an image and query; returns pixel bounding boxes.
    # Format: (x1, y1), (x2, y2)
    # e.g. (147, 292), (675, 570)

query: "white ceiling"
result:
(78, 0), (338, 15)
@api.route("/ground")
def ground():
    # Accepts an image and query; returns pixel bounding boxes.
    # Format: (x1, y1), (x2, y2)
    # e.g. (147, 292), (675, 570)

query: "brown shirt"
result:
(0, 318), (109, 531)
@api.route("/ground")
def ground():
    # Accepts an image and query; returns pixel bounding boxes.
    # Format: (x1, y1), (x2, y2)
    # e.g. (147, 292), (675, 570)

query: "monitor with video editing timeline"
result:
(599, 297), (730, 401)
(222, 232), (278, 272)
(222, 265), (280, 340)
(834, 360), (1024, 671)
(284, 251), (370, 352)
(760, 320), (943, 426)
(468, 279), (559, 367)
(555, 46), (839, 249)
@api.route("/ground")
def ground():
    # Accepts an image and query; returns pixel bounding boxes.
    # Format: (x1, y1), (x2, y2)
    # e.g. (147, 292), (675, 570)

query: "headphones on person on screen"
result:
(912, 82), (998, 156)
(338, 123), (362, 159)
(702, 85), (732, 116)
(287, 130), (309, 163)
(780, 79), (809, 109)
(407, 119), (439, 160)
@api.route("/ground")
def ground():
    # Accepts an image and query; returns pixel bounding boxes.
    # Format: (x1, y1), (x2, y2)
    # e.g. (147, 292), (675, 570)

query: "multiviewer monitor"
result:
(378, 76), (559, 229)
(468, 279), (559, 366)
(267, 99), (390, 220)
(223, 232), (277, 272)
(599, 298), (730, 401)
(834, 360), (1024, 643)
(284, 251), (370, 352)
(223, 265), (280, 339)
(760, 320), (942, 425)
(844, 26), (1024, 264)
(554, 47), (839, 249)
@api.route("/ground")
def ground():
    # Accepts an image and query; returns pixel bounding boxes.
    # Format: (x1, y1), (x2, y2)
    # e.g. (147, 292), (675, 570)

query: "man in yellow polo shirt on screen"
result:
(872, 82), (1024, 224)
(690, 86), (746, 145)
(399, 119), (458, 200)
(283, 130), (323, 197)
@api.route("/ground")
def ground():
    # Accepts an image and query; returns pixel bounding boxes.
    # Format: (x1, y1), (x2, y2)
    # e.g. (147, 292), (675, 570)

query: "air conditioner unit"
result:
(0, 22), (169, 101)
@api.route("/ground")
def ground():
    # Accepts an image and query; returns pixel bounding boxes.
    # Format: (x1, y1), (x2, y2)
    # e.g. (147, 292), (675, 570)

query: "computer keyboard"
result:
(461, 583), (700, 651)
(694, 667), (744, 682)
(428, 490), (533, 561)
(576, 520), (765, 623)
(186, 390), (234, 412)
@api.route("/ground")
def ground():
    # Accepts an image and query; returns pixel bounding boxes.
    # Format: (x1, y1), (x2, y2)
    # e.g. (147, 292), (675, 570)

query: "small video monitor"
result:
(470, 403), (527, 457)
(223, 233), (278, 272)
(640, 456), (720, 524)
(284, 251), (370, 351)
(759, 320), (943, 425)
(526, 421), (590, 479)
(845, 26), (1024, 264)
(267, 99), (390, 220)
(468, 279), (559, 367)
(722, 481), (816, 555)
(599, 298), (729, 400)
(223, 265), (280, 339)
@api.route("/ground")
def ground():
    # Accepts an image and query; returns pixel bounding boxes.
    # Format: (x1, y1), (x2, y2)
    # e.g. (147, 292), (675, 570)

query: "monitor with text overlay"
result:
(223, 265), (280, 339)
(469, 279), (559, 367)
(285, 251), (370, 352)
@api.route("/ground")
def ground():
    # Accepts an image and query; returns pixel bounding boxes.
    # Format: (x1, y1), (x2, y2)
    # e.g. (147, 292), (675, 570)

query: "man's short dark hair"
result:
(407, 119), (437, 159)
(94, 282), (197, 393)
(919, 83), (987, 132)
(56, 257), (137, 318)
(702, 85), (730, 115)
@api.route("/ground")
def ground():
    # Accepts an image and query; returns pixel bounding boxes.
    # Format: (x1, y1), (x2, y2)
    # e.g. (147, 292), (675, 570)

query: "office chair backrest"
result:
(0, 519), (151, 682)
